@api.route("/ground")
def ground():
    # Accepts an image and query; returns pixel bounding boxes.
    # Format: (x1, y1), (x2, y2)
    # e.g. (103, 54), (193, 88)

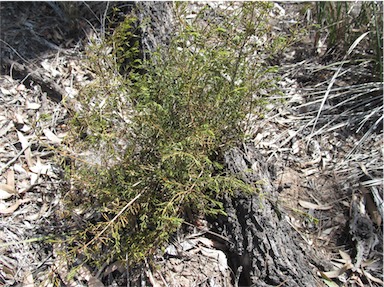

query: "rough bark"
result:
(210, 144), (320, 286)
(135, 2), (175, 56)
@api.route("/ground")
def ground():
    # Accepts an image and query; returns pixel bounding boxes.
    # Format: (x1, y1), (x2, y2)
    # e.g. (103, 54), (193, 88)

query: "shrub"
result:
(66, 2), (286, 265)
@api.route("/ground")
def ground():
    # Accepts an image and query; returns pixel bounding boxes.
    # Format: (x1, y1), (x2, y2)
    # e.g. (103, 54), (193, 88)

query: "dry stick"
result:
(0, 144), (30, 176)
(80, 191), (143, 252)
(276, 278), (289, 287)
(4, 58), (66, 102)
(0, 39), (30, 64)
(145, 258), (161, 287)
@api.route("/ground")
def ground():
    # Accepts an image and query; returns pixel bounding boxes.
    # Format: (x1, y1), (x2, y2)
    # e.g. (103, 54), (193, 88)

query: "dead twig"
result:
(0, 143), (30, 176)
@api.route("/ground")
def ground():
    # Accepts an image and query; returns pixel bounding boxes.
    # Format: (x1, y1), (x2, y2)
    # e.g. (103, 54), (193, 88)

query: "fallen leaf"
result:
(25, 202), (48, 221)
(0, 183), (16, 199)
(0, 199), (21, 214)
(22, 271), (34, 287)
(330, 260), (344, 269)
(19, 182), (38, 194)
(363, 269), (384, 284)
(299, 200), (332, 210)
(1, 262), (15, 280)
(287, 129), (296, 137)
(43, 129), (62, 144)
(321, 262), (354, 279)
(7, 169), (15, 190)
(26, 101), (41, 110)
(0, 121), (14, 137)
(16, 84), (26, 91)
(30, 157), (51, 175)
(196, 237), (214, 248)
(322, 278), (339, 287)
(53, 30), (63, 41)
(341, 201), (350, 208)
(41, 60), (61, 77)
(30, 172), (39, 185)
(1, 86), (13, 95)
(77, 265), (104, 287)
(103, 261), (124, 277)
(361, 258), (379, 268)
(292, 140), (300, 154)
(320, 227), (335, 238)
(64, 87), (78, 97)
(14, 164), (27, 175)
(302, 168), (318, 176)
(14, 113), (24, 124)
(164, 244), (178, 256)
(17, 131), (33, 168)
(364, 190), (382, 226)
(339, 250), (351, 263)
(200, 247), (229, 274)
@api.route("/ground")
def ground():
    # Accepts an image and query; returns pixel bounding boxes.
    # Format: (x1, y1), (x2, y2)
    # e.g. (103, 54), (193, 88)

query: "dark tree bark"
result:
(135, 2), (175, 56)
(212, 144), (322, 287)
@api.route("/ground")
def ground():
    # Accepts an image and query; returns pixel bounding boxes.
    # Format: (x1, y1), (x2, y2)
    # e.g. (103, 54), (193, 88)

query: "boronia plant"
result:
(64, 2), (288, 267)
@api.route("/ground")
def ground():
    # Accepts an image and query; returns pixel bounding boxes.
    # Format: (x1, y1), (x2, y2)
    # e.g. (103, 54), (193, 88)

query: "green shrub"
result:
(66, 2), (286, 265)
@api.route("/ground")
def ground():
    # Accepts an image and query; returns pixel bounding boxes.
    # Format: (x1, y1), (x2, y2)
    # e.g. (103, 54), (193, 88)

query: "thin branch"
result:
(80, 191), (143, 252)
(0, 144), (30, 176)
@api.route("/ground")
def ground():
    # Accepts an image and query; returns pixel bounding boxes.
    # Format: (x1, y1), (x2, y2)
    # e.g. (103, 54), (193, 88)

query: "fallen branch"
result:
(4, 58), (66, 102)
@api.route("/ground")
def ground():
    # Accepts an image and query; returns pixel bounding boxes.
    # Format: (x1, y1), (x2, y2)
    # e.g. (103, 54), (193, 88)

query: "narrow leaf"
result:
(299, 200), (332, 210)
(322, 279), (339, 287)
(43, 129), (62, 144)
(17, 131), (33, 168)
(0, 199), (21, 214)
(26, 102), (41, 110)
(321, 262), (354, 278)
(363, 270), (384, 284)
(0, 183), (16, 199)
(339, 250), (351, 262)
(347, 32), (370, 55)
(7, 169), (15, 190)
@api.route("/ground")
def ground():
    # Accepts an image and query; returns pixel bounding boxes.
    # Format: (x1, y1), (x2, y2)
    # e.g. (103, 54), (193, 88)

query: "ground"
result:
(0, 2), (382, 287)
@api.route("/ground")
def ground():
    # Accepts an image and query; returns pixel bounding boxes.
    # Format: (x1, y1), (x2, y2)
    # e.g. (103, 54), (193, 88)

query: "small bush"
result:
(66, 2), (286, 265)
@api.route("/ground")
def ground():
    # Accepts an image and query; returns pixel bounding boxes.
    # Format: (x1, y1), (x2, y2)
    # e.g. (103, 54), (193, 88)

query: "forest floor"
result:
(0, 2), (382, 287)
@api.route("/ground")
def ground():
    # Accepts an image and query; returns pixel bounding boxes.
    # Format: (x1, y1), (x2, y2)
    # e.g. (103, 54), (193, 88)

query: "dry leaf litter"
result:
(0, 2), (382, 287)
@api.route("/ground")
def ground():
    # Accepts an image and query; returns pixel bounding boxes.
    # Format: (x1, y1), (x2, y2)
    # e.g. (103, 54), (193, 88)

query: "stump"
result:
(206, 144), (320, 286)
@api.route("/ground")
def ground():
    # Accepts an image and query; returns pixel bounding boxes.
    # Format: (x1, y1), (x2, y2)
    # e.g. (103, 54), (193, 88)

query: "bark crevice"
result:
(208, 144), (319, 286)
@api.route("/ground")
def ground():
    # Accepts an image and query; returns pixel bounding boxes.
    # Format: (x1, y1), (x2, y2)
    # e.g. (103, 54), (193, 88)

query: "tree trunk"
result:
(211, 144), (321, 286)
(136, 1), (175, 56)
